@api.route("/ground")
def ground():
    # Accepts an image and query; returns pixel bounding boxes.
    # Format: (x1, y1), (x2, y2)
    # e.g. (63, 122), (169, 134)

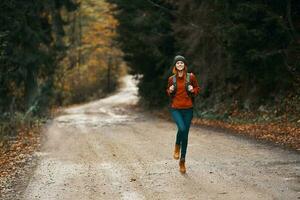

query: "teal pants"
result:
(170, 108), (193, 160)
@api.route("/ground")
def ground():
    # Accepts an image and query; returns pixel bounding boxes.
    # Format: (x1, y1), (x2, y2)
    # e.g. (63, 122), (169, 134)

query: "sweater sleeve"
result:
(190, 73), (200, 96)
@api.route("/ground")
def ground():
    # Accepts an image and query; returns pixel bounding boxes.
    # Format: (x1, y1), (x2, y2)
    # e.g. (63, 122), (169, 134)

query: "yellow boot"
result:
(173, 144), (180, 160)
(179, 159), (186, 174)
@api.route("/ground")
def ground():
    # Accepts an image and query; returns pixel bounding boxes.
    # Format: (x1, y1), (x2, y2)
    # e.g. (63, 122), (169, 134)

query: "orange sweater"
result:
(166, 73), (200, 109)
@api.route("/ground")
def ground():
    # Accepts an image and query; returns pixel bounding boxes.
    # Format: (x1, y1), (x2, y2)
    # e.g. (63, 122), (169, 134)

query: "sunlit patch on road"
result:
(54, 75), (140, 129)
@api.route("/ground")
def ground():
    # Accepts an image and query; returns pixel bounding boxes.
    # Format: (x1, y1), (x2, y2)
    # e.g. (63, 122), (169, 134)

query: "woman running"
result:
(166, 55), (200, 173)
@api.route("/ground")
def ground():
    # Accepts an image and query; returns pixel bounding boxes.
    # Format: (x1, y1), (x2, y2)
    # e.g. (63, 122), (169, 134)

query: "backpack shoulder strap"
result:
(185, 73), (191, 89)
(185, 73), (194, 98)
(170, 75), (177, 97)
(172, 75), (177, 87)
(186, 73), (190, 83)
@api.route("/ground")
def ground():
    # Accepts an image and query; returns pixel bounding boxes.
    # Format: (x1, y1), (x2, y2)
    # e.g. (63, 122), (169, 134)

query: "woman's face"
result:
(175, 61), (185, 71)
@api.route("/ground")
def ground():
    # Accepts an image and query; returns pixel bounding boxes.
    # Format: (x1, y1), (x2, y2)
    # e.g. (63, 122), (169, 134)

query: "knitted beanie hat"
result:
(173, 55), (187, 66)
(172, 55), (187, 74)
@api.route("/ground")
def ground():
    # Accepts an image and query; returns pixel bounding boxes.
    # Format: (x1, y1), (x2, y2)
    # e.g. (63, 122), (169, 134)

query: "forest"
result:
(109, 0), (300, 123)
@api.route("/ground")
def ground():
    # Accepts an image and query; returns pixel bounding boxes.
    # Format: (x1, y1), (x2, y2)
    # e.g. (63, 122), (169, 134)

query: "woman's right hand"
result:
(169, 85), (175, 93)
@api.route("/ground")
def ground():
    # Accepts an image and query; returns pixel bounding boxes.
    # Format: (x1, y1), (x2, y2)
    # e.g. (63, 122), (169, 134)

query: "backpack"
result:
(171, 73), (193, 99)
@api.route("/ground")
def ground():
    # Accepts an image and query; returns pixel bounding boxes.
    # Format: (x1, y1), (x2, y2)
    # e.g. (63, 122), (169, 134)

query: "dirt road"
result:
(22, 75), (299, 200)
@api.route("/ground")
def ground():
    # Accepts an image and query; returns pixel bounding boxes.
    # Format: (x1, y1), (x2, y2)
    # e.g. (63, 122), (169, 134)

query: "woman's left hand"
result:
(188, 85), (194, 92)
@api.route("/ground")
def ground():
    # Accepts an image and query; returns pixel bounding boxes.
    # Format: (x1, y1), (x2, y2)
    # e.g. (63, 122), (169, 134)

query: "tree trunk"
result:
(25, 67), (38, 110)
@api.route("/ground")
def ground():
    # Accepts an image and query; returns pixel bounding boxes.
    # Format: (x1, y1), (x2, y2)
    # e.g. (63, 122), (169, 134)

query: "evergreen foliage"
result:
(0, 0), (77, 115)
(110, 0), (300, 112)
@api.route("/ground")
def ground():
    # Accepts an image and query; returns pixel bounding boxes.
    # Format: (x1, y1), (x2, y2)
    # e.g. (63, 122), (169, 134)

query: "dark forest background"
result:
(108, 0), (300, 122)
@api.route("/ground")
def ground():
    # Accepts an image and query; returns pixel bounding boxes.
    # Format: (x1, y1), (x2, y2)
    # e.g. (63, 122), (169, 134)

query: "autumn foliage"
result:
(55, 0), (125, 106)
